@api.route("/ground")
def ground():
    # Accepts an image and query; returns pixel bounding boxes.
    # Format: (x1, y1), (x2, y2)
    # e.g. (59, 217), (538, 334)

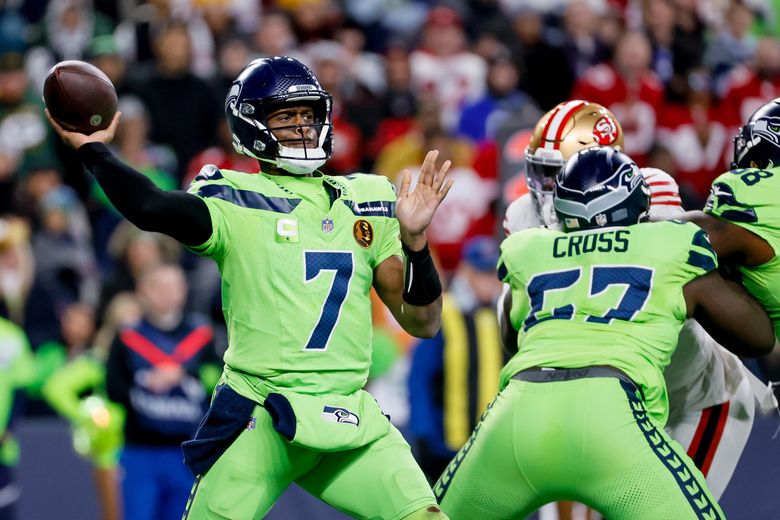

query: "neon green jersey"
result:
(705, 166), (780, 340)
(188, 168), (402, 399)
(0, 317), (34, 461)
(498, 221), (717, 424)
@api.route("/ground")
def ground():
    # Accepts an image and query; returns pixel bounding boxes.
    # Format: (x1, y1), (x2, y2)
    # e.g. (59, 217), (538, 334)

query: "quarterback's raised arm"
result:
(374, 150), (453, 337)
(46, 110), (212, 247)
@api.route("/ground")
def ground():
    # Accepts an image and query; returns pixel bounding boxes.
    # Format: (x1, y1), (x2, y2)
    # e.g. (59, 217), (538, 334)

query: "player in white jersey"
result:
(502, 100), (777, 501)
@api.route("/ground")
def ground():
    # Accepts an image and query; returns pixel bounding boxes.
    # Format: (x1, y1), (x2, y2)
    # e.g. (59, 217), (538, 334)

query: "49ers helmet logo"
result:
(353, 219), (373, 248)
(593, 116), (618, 145)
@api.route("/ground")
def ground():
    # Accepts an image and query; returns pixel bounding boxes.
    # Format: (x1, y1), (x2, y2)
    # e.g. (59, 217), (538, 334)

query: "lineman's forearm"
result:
(77, 143), (212, 246)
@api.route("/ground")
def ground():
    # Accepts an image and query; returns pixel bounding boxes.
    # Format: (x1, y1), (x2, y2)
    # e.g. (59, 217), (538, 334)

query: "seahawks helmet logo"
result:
(737, 115), (780, 168)
(322, 406), (359, 427)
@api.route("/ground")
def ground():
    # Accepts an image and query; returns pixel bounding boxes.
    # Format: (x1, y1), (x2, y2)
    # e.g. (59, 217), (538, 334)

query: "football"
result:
(43, 60), (118, 134)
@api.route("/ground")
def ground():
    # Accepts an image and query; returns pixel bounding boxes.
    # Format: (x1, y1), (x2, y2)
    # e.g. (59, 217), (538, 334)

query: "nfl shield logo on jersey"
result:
(595, 213), (608, 226)
(321, 218), (334, 233)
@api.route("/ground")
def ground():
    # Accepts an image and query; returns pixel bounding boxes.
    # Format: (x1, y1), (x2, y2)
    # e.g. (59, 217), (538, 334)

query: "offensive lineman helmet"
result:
(732, 97), (780, 170)
(526, 100), (623, 227)
(225, 56), (333, 175)
(554, 147), (649, 232)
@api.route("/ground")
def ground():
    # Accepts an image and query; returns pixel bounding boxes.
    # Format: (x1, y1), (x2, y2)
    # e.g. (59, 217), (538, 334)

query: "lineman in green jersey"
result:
(683, 98), (780, 355)
(436, 147), (775, 520)
(46, 56), (452, 520)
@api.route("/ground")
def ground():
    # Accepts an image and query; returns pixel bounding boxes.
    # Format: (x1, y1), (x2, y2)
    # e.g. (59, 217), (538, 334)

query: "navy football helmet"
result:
(225, 56), (333, 174)
(732, 98), (780, 170)
(554, 147), (649, 231)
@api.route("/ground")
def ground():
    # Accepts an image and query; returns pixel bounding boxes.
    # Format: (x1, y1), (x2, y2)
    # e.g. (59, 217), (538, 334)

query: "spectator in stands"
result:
(643, 0), (677, 87)
(408, 236), (505, 482)
(29, 302), (96, 400)
(209, 34), (252, 104)
(368, 44), (417, 163)
(410, 6), (487, 131)
(456, 49), (540, 145)
(0, 218), (33, 325)
(561, 0), (610, 79)
(251, 9), (297, 58)
(508, 5), (572, 110)
(0, 36), (58, 210)
(125, 21), (221, 183)
(721, 37), (780, 127)
(25, 186), (98, 346)
(106, 263), (219, 520)
(87, 35), (132, 98)
(36, 0), (113, 64)
(657, 68), (732, 208)
(572, 30), (664, 166)
(114, 0), (215, 78)
(706, 0), (758, 96)
(99, 222), (180, 312)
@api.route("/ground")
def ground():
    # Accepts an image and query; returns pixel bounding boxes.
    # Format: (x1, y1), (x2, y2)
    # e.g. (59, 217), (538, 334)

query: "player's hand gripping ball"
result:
(43, 60), (117, 135)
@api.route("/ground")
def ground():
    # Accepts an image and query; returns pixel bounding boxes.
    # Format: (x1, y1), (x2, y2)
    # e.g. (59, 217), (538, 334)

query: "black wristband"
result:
(402, 243), (443, 306)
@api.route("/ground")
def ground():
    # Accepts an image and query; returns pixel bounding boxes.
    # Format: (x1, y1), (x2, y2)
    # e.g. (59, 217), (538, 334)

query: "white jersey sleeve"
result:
(642, 167), (684, 220)
(502, 193), (544, 236)
(665, 320), (777, 421)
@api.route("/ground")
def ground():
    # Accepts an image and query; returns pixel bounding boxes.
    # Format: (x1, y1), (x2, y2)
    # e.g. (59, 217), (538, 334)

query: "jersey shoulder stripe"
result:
(687, 229), (717, 271)
(340, 173), (397, 199)
(705, 181), (758, 223)
(333, 173), (398, 218)
(195, 183), (301, 213)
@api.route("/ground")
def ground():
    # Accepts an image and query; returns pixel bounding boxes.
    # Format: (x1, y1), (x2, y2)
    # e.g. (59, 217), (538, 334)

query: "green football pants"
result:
(435, 377), (725, 520)
(183, 404), (437, 519)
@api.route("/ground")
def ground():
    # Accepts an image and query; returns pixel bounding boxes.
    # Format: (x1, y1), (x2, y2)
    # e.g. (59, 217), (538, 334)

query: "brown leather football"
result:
(43, 60), (118, 134)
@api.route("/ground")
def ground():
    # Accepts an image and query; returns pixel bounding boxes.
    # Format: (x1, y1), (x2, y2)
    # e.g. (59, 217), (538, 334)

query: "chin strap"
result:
(275, 156), (326, 175)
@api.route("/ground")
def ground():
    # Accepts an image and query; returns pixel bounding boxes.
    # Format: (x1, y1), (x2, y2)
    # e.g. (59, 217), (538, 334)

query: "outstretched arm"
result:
(46, 111), (212, 247)
(680, 210), (774, 267)
(374, 150), (454, 338)
(683, 271), (775, 357)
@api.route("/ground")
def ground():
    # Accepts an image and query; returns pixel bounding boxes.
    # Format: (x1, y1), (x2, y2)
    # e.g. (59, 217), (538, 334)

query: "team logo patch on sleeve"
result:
(353, 219), (373, 248)
(322, 406), (360, 427)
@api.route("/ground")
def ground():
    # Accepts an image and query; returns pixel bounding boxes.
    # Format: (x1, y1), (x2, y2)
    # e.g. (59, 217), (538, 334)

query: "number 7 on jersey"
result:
(303, 251), (354, 350)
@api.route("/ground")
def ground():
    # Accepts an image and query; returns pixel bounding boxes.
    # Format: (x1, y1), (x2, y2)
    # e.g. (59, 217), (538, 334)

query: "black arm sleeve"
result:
(77, 142), (212, 247)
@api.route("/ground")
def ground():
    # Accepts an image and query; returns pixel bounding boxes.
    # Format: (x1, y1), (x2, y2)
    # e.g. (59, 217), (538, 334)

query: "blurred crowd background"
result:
(1, 0), (779, 519)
